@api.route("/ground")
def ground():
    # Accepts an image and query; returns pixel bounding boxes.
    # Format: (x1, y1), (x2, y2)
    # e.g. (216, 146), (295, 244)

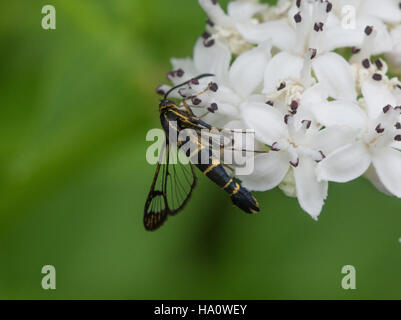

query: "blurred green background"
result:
(0, 0), (400, 299)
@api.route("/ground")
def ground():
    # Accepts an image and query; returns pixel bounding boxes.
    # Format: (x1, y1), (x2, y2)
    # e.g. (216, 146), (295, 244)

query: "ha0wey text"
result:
(146, 124), (256, 176)
(154, 304), (247, 317)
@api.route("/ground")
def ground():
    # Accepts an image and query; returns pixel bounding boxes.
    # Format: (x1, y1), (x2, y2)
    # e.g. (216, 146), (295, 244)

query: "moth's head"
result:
(159, 99), (176, 111)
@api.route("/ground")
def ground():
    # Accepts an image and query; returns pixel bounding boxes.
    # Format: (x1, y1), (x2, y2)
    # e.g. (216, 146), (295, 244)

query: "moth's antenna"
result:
(163, 73), (215, 100)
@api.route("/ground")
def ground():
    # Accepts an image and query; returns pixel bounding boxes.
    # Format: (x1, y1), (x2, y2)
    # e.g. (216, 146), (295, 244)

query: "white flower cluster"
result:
(158, 0), (401, 219)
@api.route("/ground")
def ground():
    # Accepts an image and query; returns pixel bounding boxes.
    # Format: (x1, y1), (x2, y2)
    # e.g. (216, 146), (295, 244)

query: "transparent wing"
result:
(144, 142), (197, 231)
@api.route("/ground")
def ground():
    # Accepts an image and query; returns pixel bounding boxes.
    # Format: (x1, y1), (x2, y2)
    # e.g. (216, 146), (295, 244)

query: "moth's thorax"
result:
(159, 99), (180, 113)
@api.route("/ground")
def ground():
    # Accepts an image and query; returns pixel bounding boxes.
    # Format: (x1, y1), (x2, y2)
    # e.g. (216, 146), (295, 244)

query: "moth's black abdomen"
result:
(229, 185), (260, 214)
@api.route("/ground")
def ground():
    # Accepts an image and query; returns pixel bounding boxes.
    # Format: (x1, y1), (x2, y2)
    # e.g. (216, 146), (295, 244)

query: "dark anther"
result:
(372, 73), (382, 81)
(156, 86), (165, 95)
(375, 59), (383, 70)
(314, 22), (324, 32)
(395, 135), (401, 141)
(203, 39), (215, 47)
(351, 47), (361, 54)
(395, 122), (401, 130)
(365, 26), (373, 35)
(176, 69), (184, 77)
(208, 103), (218, 113)
(383, 105), (391, 113)
(206, 19), (214, 27)
(302, 120), (311, 129)
(178, 88), (187, 97)
(167, 71), (175, 79)
(296, 0), (301, 8)
(375, 124), (385, 134)
(362, 59), (370, 69)
(210, 82), (218, 92)
(190, 78), (199, 85)
(319, 151), (326, 160)
(277, 82), (286, 91)
(192, 98), (202, 105)
(284, 114), (291, 124)
(202, 31), (211, 39)
(271, 142), (280, 151)
(310, 48), (317, 59)
(290, 158), (300, 167)
(290, 100), (299, 111)
(211, 0), (217, 5)
(294, 12), (302, 23)
(326, 2), (333, 12)
(266, 100), (274, 106)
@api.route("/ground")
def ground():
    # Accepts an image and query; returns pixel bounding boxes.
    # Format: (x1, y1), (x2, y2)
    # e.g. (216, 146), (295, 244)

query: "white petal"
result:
(194, 37), (231, 83)
(361, 80), (397, 120)
(198, 0), (233, 27)
(227, 2), (267, 21)
(301, 84), (328, 107)
(313, 53), (357, 101)
(358, 16), (393, 54)
(319, 25), (364, 53)
(308, 126), (359, 155)
(364, 165), (393, 196)
(385, 25), (401, 68)
(361, 0), (401, 24)
(294, 156), (328, 220)
(236, 20), (295, 51)
(229, 43), (271, 98)
(316, 142), (371, 183)
(372, 147), (401, 197)
(263, 52), (303, 95)
(170, 57), (197, 82)
(241, 102), (287, 145)
(310, 101), (367, 130)
(238, 151), (290, 191)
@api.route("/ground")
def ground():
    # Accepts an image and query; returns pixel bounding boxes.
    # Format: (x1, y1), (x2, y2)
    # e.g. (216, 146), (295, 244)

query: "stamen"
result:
(383, 105), (392, 113)
(209, 82), (218, 92)
(156, 86), (165, 95)
(211, 0), (217, 5)
(362, 59), (370, 69)
(314, 22), (324, 32)
(192, 98), (202, 105)
(178, 88), (187, 97)
(290, 100), (299, 111)
(167, 71), (175, 79)
(395, 135), (401, 141)
(206, 19), (214, 27)
(395, 122), (401, 130)
(296, 0), (301, 8)
(277, 82), (286, 91)
(176, 69), (184, 77)
(203, 39), (215, 47)
(351, 47), (361, 54)
(284, 114), (291, 124)
(375, 59), (383, 70)
(202, 31), (211, 39)
(365, 26), (373, 36)
(375, 124), (385, 134)
(290, 158), (299, 167)
(326, 2), (332, 13)
(294, 12), (302, 23)
(190, 78), (199, 85)
(301, 120), (311, 129)
(208, 103), (218, 113)
(271, 142), (280, 151)
(310, 48), (317, 59)
(372, 73), (382, 81)
(266, 100), (274, 106)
